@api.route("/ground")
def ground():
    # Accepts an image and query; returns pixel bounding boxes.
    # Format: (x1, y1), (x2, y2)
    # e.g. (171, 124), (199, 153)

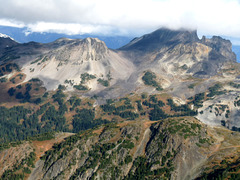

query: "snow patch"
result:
(0, 33), (15, 41)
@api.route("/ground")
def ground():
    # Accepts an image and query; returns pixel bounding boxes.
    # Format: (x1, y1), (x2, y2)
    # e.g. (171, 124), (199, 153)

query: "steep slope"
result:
(2, 117), (240, 180)
(119, 28), (236, 78)
(0, 33), (18, 50)
(0, 132), (73, 180)
(120, 28), (199, 51)
(22, 38), (135, 91)
(0, 37), (135, 91)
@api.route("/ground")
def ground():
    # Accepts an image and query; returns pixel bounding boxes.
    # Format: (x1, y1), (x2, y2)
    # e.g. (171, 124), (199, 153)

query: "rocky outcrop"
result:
(26, 117), (230, 180)
(201, 35), (236, 61)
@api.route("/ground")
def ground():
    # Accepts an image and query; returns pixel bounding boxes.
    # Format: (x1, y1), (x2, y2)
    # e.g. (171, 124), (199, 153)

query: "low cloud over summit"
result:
(0, 0), (240, 37)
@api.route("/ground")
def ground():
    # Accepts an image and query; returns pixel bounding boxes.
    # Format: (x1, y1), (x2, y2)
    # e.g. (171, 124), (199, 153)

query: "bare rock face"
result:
(50, 37), (109, 64)
(119, 28), (236, 78)
(10, 37), (135, 91)
(201, 35), (236, 61)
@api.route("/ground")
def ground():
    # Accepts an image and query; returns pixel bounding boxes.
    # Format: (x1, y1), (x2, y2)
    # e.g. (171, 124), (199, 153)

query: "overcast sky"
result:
(0, 0), (240, 39)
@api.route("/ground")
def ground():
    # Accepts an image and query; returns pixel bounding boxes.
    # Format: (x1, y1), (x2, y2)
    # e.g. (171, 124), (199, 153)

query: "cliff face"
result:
(201, 36), (236, 61)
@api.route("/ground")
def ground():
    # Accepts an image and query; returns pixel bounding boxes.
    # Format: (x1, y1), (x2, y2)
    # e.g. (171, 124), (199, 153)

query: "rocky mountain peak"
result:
(0, 33), (14, 41)
(73, 37), (109, 61)
(120, 28), (199, 51)
(81, 37), (108, 50)
(44, 37), (109, 64)
(0, 33), (18, 49)
(201, 35), (236, 61)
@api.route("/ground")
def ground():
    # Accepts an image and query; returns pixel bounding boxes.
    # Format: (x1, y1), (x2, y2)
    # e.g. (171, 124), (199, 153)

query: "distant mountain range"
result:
(1, 25), (240, 62)
(0, 25), (133, 49)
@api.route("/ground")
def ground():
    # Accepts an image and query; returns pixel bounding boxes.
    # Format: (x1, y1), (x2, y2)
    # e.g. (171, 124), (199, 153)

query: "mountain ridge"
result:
(1, 27), (240, 179)
(119, 28), (200, 51)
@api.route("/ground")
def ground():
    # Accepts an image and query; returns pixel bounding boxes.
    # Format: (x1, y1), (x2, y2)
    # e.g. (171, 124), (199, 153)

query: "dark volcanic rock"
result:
(201, 36), (236, 62)
(120, 28), (199, 52)
(0, 36), (18, 49)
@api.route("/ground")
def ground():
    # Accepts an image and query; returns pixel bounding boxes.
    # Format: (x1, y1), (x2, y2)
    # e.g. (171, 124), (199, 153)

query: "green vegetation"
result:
(196, 158), (240, 180)
(145, 97), (196, 120)
(107, 71), (112, 81)
(142, 71), (163, 91)
(0, 102), (69, 143)
(167, 99), (197, 116)
(229, 81), (240, 89)
(0, 77), (7, 83)
(72, 109), (108, 133)
(100, 102), (137, 120)
(97, 78), (109, 87)
(166, 118), (210, 145)
(29, 78), (41, 82)
(188, 92), (205, 108)
(80, 73), (96, 84)
(36, 56), (49, 65)
(31, 56), (43, 64)
(0, 141), (23, 151)
(141, 93), (147, 99)
(207, 83), (226, 97)
(180, 64), (188, 70)
(73, 84), (88, 91)
(0, 63), (20, 76)
(64, 79), (74, 86)
(126, 155), (174, 179)
(188, 83), (196, 89)
(136, 100), (143, 111)
(7, 87), (16, 96)
(26, 131), (55, 141)
(7, 83), (34, 102)
(1, 151), (36, 180)
(68, 96), (81, 111)
(149, 106), (168, 120)
(0, 85), (95, 143)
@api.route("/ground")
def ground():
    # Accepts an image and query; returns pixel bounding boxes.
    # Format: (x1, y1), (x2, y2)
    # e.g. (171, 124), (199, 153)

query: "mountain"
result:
(2, 116), (240, 180)
(0, 33), (18, 49)
(120, 28), (199, 51)
(119, 28), (236, 77)
(0, 25), (133, 49)
(1, 27), (240, 179)
(0, 36), (134, 91)
(0, 28), (236, 92)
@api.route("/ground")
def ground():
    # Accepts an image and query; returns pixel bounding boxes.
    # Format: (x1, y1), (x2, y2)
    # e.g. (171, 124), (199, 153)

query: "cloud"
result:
(1, 0), (240, 37)
(0, 19), (24, 28)
(26, 22), (117, 35)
